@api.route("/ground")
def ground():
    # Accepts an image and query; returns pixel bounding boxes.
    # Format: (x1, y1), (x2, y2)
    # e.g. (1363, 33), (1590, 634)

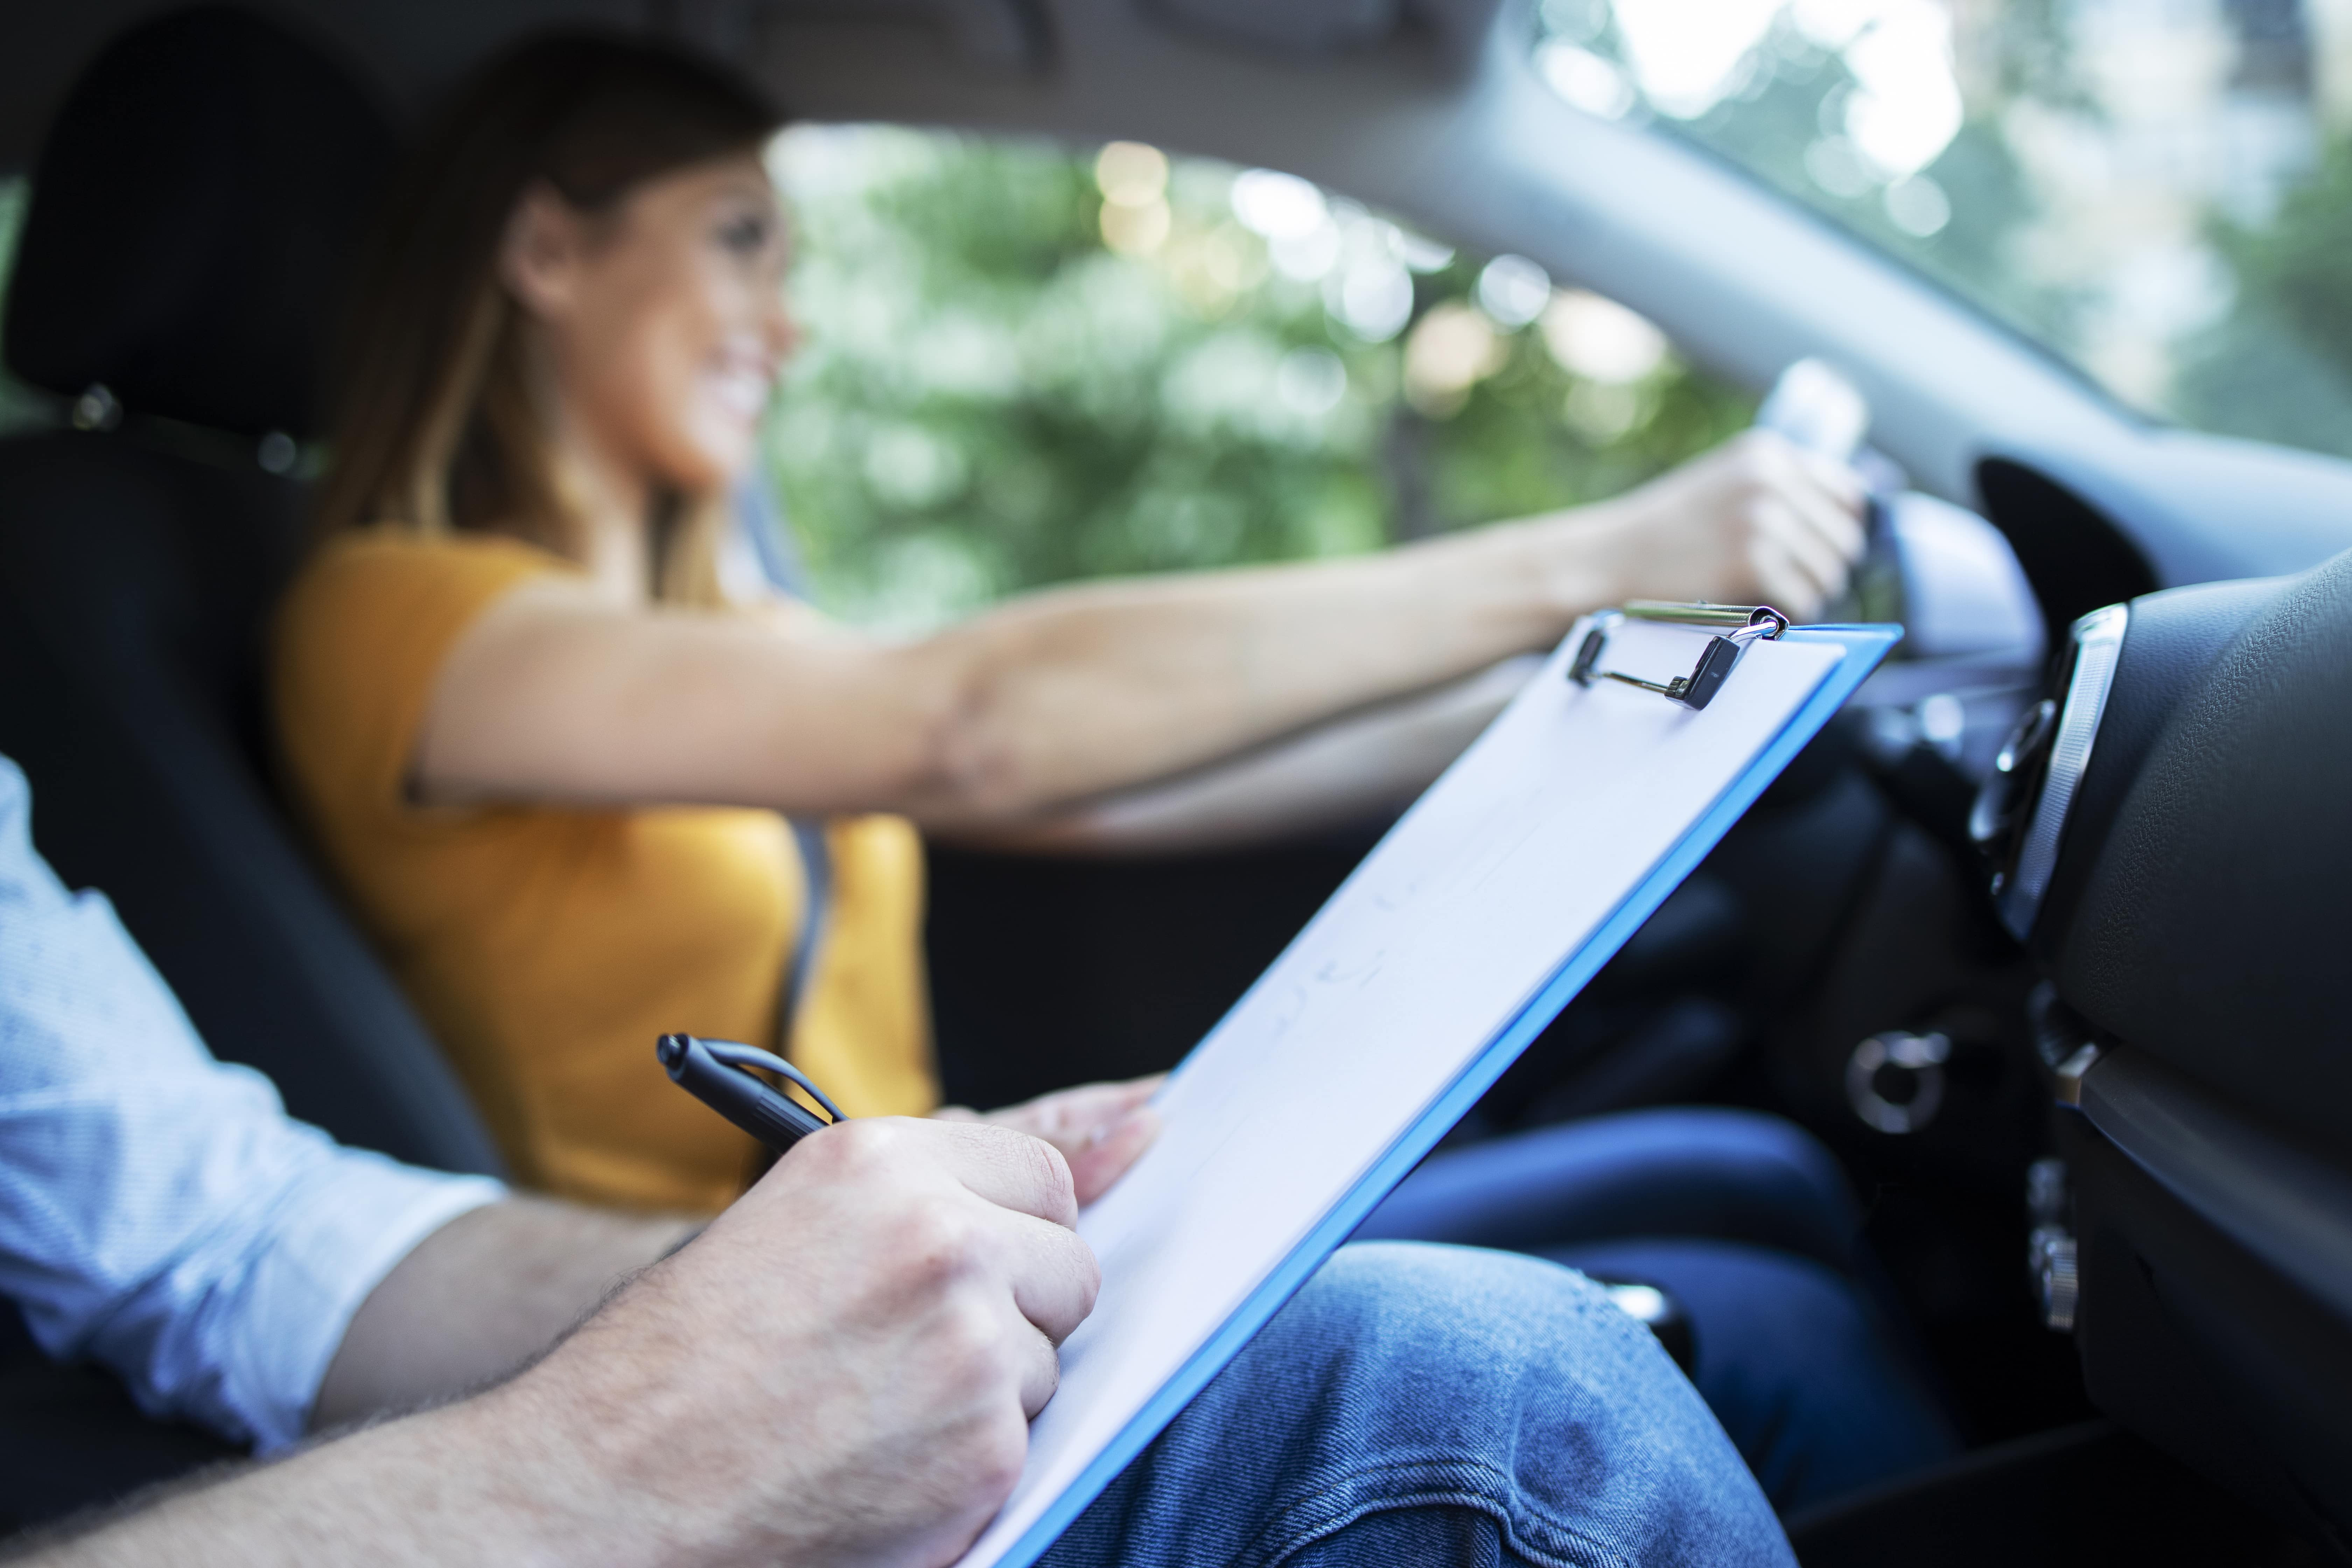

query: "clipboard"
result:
(962, 608), (1902, 1568)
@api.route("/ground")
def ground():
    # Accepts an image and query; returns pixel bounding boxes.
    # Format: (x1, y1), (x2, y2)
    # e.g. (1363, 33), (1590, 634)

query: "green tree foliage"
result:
(1630, 9), (2070, 360)
(2172, 133), (2352, 460)
(765, 130), (1748, 628)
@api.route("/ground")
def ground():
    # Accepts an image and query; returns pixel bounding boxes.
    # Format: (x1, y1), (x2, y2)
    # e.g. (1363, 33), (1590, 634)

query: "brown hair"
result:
(316, 31), (784, 601)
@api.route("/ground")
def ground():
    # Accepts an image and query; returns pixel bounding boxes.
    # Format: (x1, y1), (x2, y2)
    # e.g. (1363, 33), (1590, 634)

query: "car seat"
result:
(0, 7), (502, 1180)
(0, 6), (517, 1527)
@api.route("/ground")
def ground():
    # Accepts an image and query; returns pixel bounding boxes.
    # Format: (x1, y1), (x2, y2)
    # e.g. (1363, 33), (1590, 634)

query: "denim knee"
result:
(1550, 1238), (1959, 1511)
(1359, 1108), (1863, 1274)
(1048, 1241), (1793, 1568)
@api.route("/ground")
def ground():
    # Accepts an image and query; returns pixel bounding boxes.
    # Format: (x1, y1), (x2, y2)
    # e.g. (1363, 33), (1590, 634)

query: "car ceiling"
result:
(9, 0), (2352, 583)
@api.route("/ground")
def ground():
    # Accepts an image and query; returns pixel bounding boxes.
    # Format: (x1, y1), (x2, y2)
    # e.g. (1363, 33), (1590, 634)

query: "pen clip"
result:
(657, 1032), (848, 1154)
(1568, 603), (1788, 712)
(698, 1038), (850, 1125)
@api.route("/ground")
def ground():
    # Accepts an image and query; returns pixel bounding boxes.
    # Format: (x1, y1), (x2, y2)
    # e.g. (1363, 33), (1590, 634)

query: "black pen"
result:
(656, 1033), (848, 1154)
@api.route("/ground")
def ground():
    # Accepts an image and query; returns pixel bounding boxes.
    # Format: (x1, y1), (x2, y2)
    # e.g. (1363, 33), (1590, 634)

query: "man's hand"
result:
(28, 1119), (1098, 1568)
(1570, 429), (1868, 620)
(498, 1115), (1100, 1566)
(936, 1076), (1164, 1206)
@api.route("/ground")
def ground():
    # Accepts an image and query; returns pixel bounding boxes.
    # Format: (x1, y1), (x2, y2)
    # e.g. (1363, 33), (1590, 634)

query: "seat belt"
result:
(778, 817), (832, 1050)
(735, 486), (833, 1059)
(741, 818), (834, 1184)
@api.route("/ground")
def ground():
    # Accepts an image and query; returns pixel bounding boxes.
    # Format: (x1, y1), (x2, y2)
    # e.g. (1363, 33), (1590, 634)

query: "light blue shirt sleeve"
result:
(0, 757), (504, 1451)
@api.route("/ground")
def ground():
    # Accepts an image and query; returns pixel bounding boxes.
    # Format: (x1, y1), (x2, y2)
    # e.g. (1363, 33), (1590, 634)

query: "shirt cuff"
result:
(226, 1153), (505, 1451)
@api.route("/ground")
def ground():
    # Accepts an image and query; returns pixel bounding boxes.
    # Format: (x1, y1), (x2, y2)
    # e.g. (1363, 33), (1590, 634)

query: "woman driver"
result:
(273, 35), (1865, 1215)
(273, 34), (1956, 1508)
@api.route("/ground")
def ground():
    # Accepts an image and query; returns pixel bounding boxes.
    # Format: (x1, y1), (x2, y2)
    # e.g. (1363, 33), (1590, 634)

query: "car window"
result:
(0, 152), (1749, 627)
(766, 127), (1748, 629)
(1534, 0), (2352, 463)
(0, 177), (46, 435)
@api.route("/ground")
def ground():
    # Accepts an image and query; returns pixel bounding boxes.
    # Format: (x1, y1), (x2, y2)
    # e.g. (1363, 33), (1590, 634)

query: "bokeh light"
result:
(760, 128), (1747, 629)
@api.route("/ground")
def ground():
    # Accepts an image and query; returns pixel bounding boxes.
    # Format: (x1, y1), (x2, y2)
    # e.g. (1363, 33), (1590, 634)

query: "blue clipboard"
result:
(986, 620), (1901, 1567)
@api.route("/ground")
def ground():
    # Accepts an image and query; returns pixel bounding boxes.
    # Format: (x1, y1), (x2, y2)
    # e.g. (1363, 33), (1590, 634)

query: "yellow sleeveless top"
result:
(272, 530), (936, 1211)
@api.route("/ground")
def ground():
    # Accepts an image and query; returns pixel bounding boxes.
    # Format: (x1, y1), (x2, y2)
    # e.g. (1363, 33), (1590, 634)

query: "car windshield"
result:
(1535, 0), (2352, 461)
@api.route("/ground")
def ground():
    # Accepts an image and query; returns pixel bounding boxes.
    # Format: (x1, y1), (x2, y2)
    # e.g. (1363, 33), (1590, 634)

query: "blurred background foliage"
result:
(0, 142), (1747, 636)
(2173, 130), (2352, 456)
(13, 0), (2352, 589)
(764, 128), (1750, 629)
(1536, 0), (2352, 461)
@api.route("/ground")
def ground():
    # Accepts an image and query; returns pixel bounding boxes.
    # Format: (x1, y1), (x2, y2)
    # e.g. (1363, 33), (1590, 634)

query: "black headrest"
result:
(2, 7), (395, 440)
(2051, 546), (2352, 1148)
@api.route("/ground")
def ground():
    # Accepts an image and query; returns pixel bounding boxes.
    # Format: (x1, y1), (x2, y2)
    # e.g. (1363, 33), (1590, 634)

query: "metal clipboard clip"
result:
(1567, 601), (1791, 712)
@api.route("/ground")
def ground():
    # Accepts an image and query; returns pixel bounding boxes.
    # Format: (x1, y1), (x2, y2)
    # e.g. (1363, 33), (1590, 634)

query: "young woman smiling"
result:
(273, 34), (1865, 1212)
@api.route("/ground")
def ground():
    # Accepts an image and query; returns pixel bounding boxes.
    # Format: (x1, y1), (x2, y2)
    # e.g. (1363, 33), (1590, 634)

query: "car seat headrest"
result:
(2, 6), (396, 441)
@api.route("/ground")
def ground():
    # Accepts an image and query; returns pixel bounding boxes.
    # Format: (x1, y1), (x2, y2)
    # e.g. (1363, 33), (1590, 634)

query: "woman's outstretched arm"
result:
(414, 433), (1861, 825)
(940, 656), (1540, 854)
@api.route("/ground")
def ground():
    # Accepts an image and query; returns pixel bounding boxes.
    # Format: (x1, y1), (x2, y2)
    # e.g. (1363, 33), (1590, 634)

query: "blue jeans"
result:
(1359, 1109), (1866, 1273)
(1355, 1110), (1960, 1511)
(1544, 1238), (1954, 1510)
(1046, 1242), (1794, 1568)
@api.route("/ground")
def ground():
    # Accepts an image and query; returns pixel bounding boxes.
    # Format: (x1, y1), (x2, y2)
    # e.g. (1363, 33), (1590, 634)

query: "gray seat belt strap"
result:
(778, 817), (832, 1046)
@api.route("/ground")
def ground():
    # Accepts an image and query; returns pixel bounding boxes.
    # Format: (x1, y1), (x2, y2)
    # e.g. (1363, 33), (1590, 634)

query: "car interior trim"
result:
(2000, 603), (2126, 940)
(2077, 1049), (2352, 1327)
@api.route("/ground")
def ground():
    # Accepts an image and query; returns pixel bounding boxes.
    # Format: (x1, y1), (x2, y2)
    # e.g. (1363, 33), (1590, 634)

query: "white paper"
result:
(958, 618), (1849, 1568)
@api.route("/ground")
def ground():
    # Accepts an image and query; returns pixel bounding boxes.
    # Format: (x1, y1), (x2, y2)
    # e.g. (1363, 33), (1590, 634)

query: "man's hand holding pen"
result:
(486, 1116), (1110, 1566)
